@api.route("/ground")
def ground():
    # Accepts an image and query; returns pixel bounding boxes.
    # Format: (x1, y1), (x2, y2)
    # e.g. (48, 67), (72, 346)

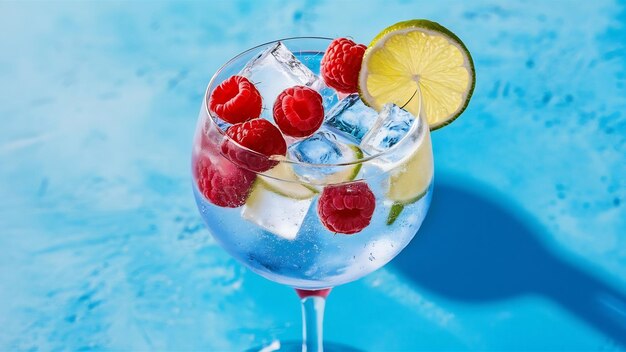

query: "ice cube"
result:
(289, 131), (361, 184)
(240, 42), (322, 121)
(360, 104), (415, 155)
(290, 131), (345, 165)
(318, 84), (339, 111)
(324, 94), (378, 143)
(290, 50), (337, 108)
(241, 182), (313, 241)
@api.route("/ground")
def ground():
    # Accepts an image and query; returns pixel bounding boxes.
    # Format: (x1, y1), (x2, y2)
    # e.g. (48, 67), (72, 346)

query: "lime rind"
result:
(259, 163), (317, 200)
(329, 144), (363, 184)
(257, 143), (363, 198)
(385, 181), (433, 225)
(298, 144), (364, 187)
(345, 145), (363, 181)
(386, 202), (405, 225)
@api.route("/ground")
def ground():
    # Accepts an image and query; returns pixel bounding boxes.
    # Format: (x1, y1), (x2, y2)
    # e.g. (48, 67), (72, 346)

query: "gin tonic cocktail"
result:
(192, 20), (474, 351)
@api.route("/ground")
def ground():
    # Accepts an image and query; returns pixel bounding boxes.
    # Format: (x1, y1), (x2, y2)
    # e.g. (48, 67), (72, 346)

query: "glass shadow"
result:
(392, 175), (626, 346)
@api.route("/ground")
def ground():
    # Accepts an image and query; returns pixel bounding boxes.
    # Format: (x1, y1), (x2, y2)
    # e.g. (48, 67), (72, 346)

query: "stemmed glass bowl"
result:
(191, 37), (433, 351)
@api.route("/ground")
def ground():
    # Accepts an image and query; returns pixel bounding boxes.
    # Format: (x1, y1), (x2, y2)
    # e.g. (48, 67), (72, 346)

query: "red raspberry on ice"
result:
(193, 154), (256, 208)
(273, 86), (324, 138)
(320, 38), (366, 94)
(208, 75), (262, 124)
(221, 119), (287, 172)
(317, 182), (375, 235)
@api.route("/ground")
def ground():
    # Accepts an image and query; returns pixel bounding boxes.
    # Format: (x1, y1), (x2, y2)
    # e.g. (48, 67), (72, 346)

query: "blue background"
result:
(1, 0), (625, 350)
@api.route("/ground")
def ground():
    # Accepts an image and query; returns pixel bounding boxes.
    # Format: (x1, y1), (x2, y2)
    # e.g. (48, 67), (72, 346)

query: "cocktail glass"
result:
(191, 37), (433, 351)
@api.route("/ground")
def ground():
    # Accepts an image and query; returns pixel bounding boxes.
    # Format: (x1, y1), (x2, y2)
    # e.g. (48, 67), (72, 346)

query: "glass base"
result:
(248, 340), (363, 352)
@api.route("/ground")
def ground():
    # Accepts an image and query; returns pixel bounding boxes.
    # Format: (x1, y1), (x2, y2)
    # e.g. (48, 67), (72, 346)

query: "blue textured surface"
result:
(1, 1), (625, 350)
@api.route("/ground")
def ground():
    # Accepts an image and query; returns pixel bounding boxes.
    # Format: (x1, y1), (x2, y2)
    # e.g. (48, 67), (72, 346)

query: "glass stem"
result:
(296, 289), (331, 352)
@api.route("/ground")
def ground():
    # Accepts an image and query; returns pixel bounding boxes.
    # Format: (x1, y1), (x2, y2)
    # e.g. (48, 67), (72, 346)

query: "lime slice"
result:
(386, 130), (433, 224)
(322, 145), (363, 184)
(294, 144), (364, 186)
(259, 162), (317, 200)
(359, 19), (475, 130)
(387, 131), (433, 202)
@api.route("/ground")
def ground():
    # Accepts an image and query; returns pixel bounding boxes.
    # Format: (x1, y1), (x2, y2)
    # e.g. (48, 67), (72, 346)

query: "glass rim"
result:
(202, 36), (424, 169)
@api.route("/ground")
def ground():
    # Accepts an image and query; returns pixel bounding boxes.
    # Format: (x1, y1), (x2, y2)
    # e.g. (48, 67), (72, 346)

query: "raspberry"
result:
(208, 75), (262, 124)
(221, 119), (287, 172)
(320, 38), (366, 94)
(317, 182), (375, 234)
(273, 86), (324, 137)
(193, 153), (255, 208)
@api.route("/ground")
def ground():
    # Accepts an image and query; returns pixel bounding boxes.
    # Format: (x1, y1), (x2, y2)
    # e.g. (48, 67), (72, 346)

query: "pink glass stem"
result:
(295, 288), (332, 351)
